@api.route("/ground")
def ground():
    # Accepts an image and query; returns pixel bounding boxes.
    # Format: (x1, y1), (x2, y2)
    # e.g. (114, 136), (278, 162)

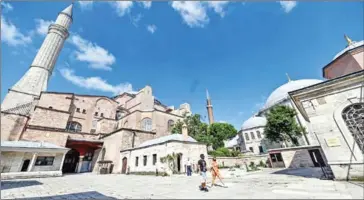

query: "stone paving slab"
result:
(1, 170), (363, 199)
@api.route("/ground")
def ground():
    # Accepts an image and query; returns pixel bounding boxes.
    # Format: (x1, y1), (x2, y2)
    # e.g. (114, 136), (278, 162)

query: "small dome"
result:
(264, 79), (322, 110)
(333, 40), (364, 60)
(242, 116), (267, 130)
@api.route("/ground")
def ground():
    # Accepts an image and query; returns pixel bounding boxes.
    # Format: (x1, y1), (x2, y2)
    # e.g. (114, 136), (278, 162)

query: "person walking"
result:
(186, 158), (192, 176)
(197, 154), (208, 192)
(210, 157), (221, 187)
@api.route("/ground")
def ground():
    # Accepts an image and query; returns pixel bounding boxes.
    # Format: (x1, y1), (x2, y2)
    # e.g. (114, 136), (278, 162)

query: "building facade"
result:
(1, 4), (199, 178)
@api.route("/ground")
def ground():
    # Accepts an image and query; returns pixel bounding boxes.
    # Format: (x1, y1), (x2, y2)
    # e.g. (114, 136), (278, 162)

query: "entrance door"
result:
(62, 149), (80, 173)
(21, 159), (30, 172)
(177, 154), (182, 172)
(308, 149), (326, 167)
(270, 153), (285, 168)
(121, 157), (127, 174)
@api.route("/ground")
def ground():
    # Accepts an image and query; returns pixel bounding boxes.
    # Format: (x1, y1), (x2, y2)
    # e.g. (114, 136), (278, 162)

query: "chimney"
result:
(182, 123), (188, 140)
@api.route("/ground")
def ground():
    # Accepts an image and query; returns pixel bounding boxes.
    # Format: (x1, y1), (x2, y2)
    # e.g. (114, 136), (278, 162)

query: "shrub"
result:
(208, 147), (241, 157)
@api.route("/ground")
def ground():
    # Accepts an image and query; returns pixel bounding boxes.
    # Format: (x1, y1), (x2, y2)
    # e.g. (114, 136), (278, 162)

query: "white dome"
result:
(333, 40), (364, 60)
(264, 79), (322, 110)
(241, 116), (267, 130)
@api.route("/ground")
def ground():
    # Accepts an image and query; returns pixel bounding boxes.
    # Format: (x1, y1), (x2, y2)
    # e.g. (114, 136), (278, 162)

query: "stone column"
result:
(28, 153), (38, 172)
(59, 153), (67, 171)
(76, 156), (84, 173)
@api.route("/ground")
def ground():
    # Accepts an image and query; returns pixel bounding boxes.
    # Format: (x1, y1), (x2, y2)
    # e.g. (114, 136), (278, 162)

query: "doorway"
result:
(270, 152), (285, 168)
(177, 153), (182, 172)
(21, 159), (30, 172)
(62, 149), (80, 173)
(121, 157), (127, 174)
(308, 149), (326, 167)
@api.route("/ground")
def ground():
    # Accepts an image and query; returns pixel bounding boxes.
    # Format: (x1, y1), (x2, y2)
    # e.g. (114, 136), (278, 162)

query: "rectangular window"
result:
(257, 131), (262, 139)
(143, 155), (147, 166)
(95, 112), (98, 116)
(135, 157), (139, 167)
(101, 113), (104, 118)
(259, 146), (264, 153)
(153, 154), (157, 165)
(82, 109), (86, 114)
(249, 147), (254, 153)
(250, 132), (255, 140)
(35, 156), (54, 166)
(245, 133), (250, 141)
(76, 108), (80, 112)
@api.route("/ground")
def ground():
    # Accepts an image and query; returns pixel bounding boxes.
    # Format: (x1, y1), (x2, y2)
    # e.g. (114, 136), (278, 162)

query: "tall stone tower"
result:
(1, 4), (73, 111)
(206, 89), (214, 124)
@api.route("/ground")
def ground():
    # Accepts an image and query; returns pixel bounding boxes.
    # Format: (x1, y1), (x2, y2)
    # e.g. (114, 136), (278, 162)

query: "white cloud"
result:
(206, 1), (229, 17)
(130, 14), (143, 27)
(139, 1), (152, 9)
(219, 120), (228, 123)
(109, 1), (134, 17)
(146, 24), (157, 34)
(78, 1), (93, 10)
(35, 19), (54, 35)
(279, 1), (297, 13)
(171, 1), (230, 28)
(1, 2), (13, 12)
(60, 68), (134, 95)
(69, 34), (116, 71)
(171, 1), (209, 28)
(1, 16), (32, 46)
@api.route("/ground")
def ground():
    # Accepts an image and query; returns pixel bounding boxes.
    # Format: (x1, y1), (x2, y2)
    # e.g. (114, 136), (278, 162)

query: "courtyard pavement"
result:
(1, 169), (363, 199)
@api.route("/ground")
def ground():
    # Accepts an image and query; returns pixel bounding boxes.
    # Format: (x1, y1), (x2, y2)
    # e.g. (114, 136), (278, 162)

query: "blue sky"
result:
(1, 1), (363, 129)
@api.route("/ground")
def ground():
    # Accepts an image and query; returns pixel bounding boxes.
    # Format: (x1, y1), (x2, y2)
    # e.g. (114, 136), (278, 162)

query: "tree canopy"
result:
(264, 105), (305, 146)
(171, 114), (237, 150)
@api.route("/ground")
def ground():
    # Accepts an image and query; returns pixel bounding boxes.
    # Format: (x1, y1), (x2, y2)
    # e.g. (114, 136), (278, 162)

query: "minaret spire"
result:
(286, 73), (292, 82)
(1, 5), (73, 111)
(344, 34), (353, 46)
(206, 89), (214, 125)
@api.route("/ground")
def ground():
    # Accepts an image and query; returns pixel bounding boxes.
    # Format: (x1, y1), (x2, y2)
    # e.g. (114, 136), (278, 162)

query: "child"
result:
(197, 154), (208, 192)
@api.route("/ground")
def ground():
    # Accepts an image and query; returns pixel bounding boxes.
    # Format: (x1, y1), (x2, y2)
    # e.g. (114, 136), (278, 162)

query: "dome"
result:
(264, 79), (322, 110)
(333, 40), (364, 60)
(241, 116), (267, 130)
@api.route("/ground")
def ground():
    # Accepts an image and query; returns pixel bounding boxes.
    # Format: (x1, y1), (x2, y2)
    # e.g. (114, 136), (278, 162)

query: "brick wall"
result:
(29, 107), (70, 129)
(1, 113), (28, 141)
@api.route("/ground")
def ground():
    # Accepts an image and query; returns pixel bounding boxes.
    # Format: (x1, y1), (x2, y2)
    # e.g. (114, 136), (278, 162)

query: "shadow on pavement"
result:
(271, 168), (324, 179)
(348, 181), (364, 188)
(1, 180), (43, 190)
(13, 191), (117, 200)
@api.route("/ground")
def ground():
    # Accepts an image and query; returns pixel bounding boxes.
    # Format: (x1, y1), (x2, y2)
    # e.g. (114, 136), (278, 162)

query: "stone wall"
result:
(208, 154), (269, 168)
(38, 93), (72, 112)
(1, 113), (28, 141)
(29, 107), (70, 129)
(280, 149), (315, 168)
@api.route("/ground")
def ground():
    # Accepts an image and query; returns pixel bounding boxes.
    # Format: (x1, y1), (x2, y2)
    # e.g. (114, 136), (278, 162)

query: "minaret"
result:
(206, 89), (214, 124)
(1, 4), (73, 111)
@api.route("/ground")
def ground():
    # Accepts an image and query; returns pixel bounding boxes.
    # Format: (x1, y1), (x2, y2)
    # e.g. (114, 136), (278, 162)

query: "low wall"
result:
(208, 154), (269, 167)
(1, 171), (62, 180)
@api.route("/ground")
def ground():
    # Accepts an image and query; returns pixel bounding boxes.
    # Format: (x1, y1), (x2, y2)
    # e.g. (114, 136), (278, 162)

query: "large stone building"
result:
(1, 4), (205, 178)
(235, 35), (363, 180)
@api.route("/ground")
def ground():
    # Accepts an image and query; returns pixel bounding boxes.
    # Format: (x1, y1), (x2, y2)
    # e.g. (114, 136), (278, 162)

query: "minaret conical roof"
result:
(61, 3), (73, 17)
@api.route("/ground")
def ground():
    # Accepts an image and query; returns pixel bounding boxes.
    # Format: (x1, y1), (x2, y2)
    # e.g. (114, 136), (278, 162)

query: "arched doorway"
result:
(62, 149), (80, 173)
(121, 157), (128, 174)
(342, 103), (364, 153)
(21, 159), (30, 172)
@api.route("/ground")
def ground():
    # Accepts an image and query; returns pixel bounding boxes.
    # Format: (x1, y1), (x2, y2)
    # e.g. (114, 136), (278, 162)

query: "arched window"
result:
(66, 121), (82, 132)
(141, 118), (152, 131)
(342, 103), (364, 153)
(167, 120), (175, 132)
(257, 131), (262, 139)
(245, 133), (250, 141)
(250, 132), (255, 140)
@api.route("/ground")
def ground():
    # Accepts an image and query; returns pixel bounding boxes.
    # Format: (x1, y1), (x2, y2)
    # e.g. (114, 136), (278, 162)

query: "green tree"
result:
(209, 123), (237, 150)
(264, 105), (305, 146)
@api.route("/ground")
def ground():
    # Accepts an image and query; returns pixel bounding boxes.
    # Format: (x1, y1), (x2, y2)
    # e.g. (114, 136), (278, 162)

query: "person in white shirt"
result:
(186, 158), (192, 176)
